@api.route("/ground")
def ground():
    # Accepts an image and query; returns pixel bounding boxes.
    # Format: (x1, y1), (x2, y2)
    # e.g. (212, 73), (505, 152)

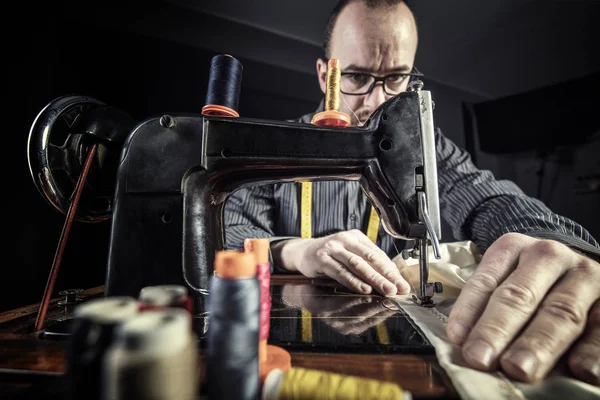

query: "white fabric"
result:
(391, 241), (600, 400)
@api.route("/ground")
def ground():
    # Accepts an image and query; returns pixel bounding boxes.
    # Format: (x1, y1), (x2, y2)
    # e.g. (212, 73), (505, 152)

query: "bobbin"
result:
(202, 54), (243, 118)
(262, 367), (413, 400)
(66, 297), (139, 400)
(244, 238), (292, 383)
(311, 58), (351, 127)
(206, 250), (260, 400)
(103, 308), (199, 400)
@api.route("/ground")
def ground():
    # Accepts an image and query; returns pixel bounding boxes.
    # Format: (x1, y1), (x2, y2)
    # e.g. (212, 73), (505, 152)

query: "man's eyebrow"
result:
(343, 63), (412, 73)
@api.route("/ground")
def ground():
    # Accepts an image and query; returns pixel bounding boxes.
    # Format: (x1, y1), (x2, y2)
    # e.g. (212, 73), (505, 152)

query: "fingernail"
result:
(464, 340), (495, 369)
(382, 281), (397, 296)
(505, 349), (538, 378)
(395, 280), (410, 294)
(361, 284), (372, 294)
(580, 357), (600, 379)
(447, 322), (469, 344)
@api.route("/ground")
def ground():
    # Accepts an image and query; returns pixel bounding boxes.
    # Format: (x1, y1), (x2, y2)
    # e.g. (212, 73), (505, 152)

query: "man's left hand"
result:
(446, 233), (600, 385)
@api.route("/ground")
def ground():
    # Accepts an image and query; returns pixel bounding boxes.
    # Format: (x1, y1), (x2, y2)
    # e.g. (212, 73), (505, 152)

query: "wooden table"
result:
(0, 277), (458, 399)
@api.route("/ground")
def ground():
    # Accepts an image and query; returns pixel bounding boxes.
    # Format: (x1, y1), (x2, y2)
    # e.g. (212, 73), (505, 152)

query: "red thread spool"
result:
(244, 238), (292, 383)
(244, 239), (271, 360)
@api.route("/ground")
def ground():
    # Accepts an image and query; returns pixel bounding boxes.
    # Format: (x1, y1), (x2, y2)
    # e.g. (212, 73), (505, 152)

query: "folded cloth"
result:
(391, 241), (600, 400)
(394, 240), (480, 299)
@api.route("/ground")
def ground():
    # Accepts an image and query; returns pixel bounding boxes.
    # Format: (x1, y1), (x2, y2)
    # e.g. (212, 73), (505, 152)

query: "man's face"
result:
(317, 1), (418, 126)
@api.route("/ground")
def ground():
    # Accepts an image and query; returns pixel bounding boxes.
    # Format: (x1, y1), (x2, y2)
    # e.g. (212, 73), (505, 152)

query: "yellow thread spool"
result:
(264, 367), (408, 400)
(325, 59), (342, 112)
(311, 59), (351, 127)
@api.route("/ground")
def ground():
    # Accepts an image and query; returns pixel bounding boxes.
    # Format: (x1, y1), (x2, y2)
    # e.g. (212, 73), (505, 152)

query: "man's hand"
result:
(272, 229), (410, 296)
(447, 233), (600, 385)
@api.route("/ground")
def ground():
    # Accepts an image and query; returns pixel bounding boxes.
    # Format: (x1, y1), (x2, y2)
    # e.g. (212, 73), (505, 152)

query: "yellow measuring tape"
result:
(300, 182), (313, 239)
(366, 206), (380, 244)
(299, 182), (388, 343)
(300, 182), (380, 243)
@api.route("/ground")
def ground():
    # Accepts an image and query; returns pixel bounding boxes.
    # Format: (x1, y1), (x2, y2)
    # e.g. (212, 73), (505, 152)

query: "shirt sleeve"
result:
(224, 185), (299, 273)
(224, 186), (276, 250)
(435, 128), (600, 259)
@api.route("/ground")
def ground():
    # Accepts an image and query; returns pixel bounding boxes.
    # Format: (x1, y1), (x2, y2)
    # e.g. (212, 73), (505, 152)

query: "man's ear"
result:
(316, 58), (328, 95)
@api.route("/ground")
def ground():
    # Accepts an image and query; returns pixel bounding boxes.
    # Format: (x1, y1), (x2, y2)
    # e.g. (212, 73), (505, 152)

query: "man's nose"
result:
(363, 83), (388, 109)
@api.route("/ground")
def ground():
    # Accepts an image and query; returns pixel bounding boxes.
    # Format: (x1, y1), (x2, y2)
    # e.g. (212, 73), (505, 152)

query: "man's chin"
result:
(356, 114), (372, 126)
(346, 113), (371, 127)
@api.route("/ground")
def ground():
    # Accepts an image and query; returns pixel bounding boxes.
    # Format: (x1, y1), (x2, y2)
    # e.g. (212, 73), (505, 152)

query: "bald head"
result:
(316, 0), (419, 125)
(323, 0), (418, 59)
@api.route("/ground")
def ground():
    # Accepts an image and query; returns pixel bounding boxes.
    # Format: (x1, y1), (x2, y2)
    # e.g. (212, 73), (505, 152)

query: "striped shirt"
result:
(224, 102), (600, 268)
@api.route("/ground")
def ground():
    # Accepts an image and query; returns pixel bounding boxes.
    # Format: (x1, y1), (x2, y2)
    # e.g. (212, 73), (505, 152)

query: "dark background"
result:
(4, 0), (599, 312)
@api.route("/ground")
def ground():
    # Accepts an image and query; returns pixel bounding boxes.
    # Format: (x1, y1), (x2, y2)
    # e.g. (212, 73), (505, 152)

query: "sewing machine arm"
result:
(106, 91), (441, 303)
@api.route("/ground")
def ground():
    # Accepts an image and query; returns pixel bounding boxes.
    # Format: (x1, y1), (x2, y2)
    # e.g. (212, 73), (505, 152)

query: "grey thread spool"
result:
(66, 296), (139, 400)
(206, 251), (260, 400)
(103, 308), (199, 400)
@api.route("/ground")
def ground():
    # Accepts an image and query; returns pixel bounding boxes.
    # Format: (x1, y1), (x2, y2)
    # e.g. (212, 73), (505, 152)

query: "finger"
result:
(320, 257), (373, 294)
(568, 299), (600, 386)
(330, 246), (398, 296)
(462, 240), (574, 372)
(500, 263), (599, 382)
(447, 233), (534, 345)
(351, 231), (411, 294)
(329, 230), (405, 295)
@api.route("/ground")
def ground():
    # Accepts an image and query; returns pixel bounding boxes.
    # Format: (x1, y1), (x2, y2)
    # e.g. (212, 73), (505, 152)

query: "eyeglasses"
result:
(340, 67), (424, 96)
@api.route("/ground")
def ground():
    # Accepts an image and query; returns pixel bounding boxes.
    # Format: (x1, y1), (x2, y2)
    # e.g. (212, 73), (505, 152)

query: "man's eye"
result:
(386, 74), (405, 84)
(349, 74), (369, 85)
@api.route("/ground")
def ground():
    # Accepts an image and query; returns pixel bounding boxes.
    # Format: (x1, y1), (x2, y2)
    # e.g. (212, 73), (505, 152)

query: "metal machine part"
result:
(58, 289), (84, 306)
(27, 95), (135, 222)
(104, 89), (443, 304)
(28, 87), (443, 306)
(27, 95), (136, 331)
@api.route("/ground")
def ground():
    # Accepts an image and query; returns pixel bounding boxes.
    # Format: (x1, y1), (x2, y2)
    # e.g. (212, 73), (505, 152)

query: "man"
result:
(225, 0), (600, 385)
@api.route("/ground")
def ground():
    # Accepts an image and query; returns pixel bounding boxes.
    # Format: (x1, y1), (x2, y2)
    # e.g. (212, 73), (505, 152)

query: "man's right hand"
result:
(272, 229), (411, 296)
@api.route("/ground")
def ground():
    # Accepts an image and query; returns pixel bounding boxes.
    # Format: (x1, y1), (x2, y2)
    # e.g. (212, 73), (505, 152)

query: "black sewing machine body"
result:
(105, 91), (441, 299)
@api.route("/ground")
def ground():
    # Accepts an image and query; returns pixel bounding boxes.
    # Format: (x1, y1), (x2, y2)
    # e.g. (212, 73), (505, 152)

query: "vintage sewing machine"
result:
(4, 54), (455, 399)
(27, 79), (443, 311)
(28, 65), (444, 316)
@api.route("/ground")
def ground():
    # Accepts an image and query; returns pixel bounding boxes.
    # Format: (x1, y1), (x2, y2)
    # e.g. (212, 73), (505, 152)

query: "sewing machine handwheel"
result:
(27, 95), (134, 222)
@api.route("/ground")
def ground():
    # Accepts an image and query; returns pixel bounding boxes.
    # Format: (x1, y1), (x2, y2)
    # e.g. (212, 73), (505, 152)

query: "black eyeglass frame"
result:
(338, 67), (425, 96)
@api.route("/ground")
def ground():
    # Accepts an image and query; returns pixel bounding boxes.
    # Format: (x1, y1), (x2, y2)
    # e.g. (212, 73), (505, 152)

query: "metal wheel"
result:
(27, 95), (134, 222)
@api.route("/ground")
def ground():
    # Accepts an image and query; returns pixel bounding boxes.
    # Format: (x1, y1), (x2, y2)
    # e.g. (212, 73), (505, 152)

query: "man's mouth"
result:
(355, 111), (372, 125)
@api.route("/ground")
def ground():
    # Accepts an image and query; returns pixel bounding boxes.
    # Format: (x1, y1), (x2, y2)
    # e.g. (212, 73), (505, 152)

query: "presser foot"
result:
(412, 282), (444, 308)
(412, 294), (435, 308)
